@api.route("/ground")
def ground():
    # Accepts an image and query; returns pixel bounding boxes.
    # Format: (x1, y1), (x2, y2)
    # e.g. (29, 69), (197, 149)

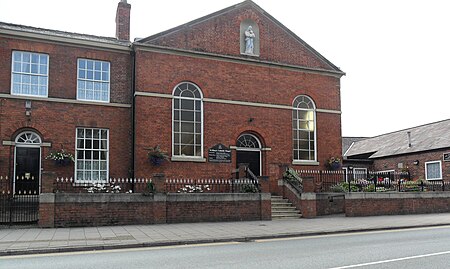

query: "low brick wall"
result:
(301, 193), (345, 218)
(166, 193), (271, 223)
(345, 192), (450, 217)
(39, 193), (271, 227)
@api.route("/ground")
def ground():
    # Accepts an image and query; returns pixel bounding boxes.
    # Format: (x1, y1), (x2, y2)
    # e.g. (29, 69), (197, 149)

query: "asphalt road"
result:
(2, 226), (450, 269)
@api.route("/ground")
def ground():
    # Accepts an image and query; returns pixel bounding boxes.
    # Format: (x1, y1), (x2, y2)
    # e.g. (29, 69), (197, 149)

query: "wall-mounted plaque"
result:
(444, 153), (450, 162)
(208, 144), (231, 163)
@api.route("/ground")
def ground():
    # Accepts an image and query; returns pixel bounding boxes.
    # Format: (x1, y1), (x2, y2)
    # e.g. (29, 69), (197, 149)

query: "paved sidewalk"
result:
(2, 213), (450, 256)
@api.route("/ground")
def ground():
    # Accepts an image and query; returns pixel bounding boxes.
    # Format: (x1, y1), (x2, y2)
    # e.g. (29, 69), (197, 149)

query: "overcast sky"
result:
(1, 0), (449, 137)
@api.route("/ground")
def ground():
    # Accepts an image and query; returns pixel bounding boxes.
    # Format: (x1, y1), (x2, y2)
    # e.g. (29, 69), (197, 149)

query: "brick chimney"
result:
(115, 0), (131, 40)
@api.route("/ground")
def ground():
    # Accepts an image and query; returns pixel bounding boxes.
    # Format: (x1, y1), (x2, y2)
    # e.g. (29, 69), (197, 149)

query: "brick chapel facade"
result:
(0, 0), (344, 195)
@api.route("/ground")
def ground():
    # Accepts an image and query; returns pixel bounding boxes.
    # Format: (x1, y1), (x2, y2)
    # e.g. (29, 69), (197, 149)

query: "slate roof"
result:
(345, 119), (450, 159)
(342, 137), (368, 156)
(0, 21), (130, 46)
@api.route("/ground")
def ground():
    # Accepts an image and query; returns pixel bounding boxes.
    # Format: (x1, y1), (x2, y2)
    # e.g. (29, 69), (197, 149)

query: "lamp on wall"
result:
(413, 160), (419, 165)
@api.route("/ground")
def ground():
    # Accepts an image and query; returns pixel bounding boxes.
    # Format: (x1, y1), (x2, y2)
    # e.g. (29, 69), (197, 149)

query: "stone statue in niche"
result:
(244, 26), (256, 54)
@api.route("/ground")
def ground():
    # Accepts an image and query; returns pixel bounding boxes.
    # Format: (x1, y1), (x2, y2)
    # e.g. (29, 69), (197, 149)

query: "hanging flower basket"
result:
(327, 157), (342, 170)
(46, 149), (75, 166)
(147, 145), (169, 166)
(55, 157), (72, 166)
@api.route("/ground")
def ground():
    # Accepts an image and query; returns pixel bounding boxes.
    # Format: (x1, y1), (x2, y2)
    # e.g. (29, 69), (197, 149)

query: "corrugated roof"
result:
(0, 21), (130, 46)
(345, 119), (450, 158)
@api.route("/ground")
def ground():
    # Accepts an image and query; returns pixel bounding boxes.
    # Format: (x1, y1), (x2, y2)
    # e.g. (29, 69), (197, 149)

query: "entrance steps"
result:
(271, 195), (301, 220)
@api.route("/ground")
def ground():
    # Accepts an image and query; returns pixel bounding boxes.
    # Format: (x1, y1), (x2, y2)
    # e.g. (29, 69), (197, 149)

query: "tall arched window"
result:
(292, 95), (316, 162)
(172, 82), (203, 158)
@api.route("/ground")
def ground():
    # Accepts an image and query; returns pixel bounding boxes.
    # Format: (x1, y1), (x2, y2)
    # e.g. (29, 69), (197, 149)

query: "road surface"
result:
(2, 225), (450, 269)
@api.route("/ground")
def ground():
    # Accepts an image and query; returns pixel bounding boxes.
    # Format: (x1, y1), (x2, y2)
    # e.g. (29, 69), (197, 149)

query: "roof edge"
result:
(138, 0), (344, 73)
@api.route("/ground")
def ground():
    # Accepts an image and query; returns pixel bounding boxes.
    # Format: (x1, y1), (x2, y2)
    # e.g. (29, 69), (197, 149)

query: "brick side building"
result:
(343, 119), (450, 182)
(0, 0), (344, 195)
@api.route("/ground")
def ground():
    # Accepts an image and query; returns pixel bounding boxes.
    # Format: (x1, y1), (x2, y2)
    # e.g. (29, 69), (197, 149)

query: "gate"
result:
(0, 176), (39, 226)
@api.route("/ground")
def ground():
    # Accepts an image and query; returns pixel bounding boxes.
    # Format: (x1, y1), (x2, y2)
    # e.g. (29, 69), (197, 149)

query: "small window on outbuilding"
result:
(425, 161), (442, 180)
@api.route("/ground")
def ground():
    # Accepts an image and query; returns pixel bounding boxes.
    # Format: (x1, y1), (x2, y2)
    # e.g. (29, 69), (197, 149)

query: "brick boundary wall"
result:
(345, 192), (450, 217)
(300, 193), (345, 218)
(39, 193), (271, 228)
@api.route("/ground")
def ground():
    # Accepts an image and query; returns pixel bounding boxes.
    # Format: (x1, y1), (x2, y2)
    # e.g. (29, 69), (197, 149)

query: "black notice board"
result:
(208, 144), (231, 163)
(444, 153), (450, 162)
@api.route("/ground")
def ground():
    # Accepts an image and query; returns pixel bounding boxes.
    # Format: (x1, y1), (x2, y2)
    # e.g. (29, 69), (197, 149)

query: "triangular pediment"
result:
(137, 0), (342, 73)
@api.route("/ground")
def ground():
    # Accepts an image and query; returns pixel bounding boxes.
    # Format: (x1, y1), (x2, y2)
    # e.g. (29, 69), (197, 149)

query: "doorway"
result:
(236, 134), (262, 176)
(14, 131), (41, 195)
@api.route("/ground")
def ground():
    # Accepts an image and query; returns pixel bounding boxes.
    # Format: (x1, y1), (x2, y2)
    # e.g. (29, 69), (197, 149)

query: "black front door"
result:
(236, 150), (260, 177)
(15, 147), (40, 195)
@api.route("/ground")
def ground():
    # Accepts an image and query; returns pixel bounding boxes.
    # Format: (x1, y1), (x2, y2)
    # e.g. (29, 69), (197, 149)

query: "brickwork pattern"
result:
(373, 149), (450, 181)
(144, 6), (336, 71)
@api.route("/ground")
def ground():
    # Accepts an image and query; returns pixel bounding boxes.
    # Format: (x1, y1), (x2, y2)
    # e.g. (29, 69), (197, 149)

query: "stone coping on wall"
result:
(345, 192), (450, 200)
(40, 192), (270, 203)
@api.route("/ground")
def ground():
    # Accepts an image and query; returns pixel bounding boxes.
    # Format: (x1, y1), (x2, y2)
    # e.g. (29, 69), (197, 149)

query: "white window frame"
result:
(75, 128), (109, 182)
(425, 160), (442, 180)
(77, 58), (110, 103)
(292, 95), (317, 164)
(172, 82), (204, 160)
(353, 168), (368, 180)
(236, 133), (262, 176)
(11, 51), (49, 97)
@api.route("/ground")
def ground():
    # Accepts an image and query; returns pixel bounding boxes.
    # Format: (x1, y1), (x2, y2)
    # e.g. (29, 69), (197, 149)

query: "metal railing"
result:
(164, 178), (260, 193)
(0, 176), (39, 225)
(295, 170), (448, 193)
(283, 168), (303, 194)
(54, 177), (152, 193)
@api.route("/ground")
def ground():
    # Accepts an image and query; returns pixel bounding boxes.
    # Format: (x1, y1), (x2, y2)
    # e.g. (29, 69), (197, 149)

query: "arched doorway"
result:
(236, 134), (262, 176)
(14, 131), (41, 195)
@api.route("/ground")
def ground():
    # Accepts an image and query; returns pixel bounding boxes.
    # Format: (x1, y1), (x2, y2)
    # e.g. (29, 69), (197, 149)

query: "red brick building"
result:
(0, 0), (344, 195)
(343, 119), (450, 182)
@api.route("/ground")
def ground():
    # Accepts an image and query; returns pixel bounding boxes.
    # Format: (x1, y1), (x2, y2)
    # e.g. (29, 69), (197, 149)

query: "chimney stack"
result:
(407, 131), (412, 148)
(115, 0), (131, 40)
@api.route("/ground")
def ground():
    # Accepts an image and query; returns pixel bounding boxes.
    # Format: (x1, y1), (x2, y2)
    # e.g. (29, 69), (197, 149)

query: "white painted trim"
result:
(376, 169), (395, 173)
(134, 91), (341, 115)
(425, 160), (442, 180)
(10, 51), (49, 98)
(236, 134), (262, 176)
(171, 156), (206, 162)
(292, 95), (317, 163)
(316, 108), (342, 115)
(171, 82), (204, 159)
(2, 141), (51, 147)
(74, 128), (110, 183)
(13, 131), (42, 195)
(134, 44), (344, 78)
(0, 93), (131, 108)
(76, 58), (111, 103)
(0, 29), (131, 52)
(292, 161), (320, 166)
(343, 142), (355, 157)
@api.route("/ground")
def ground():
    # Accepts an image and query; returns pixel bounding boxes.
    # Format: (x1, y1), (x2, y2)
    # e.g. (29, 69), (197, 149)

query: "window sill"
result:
(171, 156), (206, 163)
(292, 161), (320, 166)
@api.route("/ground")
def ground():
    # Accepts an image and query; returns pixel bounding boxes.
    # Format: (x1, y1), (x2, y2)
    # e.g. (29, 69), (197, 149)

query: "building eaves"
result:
(0, 21), (131, 51)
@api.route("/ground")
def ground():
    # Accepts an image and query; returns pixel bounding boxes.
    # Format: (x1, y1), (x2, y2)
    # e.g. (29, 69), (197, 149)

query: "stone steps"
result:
(271, 195), (301, 220)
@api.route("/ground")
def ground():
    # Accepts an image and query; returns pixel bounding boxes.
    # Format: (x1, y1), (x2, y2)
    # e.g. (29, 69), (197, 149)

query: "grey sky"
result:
(1, 0), (449, 137)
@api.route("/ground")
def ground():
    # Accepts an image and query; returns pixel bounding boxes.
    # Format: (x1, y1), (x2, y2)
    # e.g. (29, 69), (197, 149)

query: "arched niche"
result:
(240, 19), (259, 56)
